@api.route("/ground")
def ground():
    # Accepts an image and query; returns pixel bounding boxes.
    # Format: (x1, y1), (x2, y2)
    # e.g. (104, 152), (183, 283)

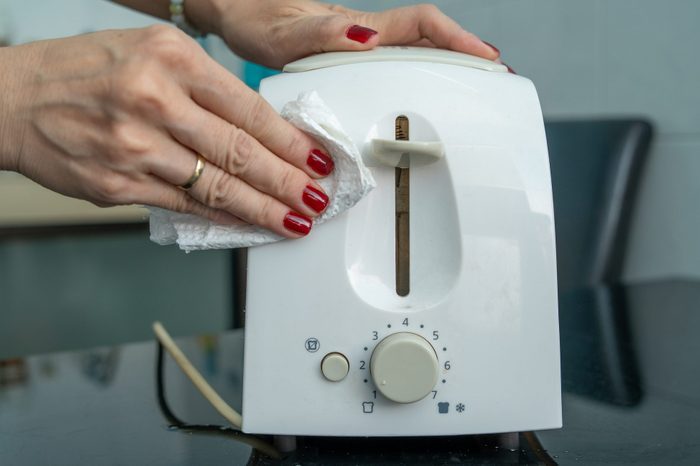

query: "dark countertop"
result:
(1, 280), (699, 465)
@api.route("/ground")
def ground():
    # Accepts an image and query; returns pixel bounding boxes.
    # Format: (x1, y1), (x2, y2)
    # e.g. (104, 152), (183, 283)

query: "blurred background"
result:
(0, 0), (698, 358)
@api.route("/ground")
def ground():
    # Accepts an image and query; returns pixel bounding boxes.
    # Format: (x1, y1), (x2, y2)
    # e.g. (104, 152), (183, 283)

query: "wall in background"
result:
(2, 0), (699, 282)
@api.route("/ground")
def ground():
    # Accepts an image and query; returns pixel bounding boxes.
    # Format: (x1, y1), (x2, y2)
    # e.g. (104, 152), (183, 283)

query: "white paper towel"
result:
(149, 91), (375, 251)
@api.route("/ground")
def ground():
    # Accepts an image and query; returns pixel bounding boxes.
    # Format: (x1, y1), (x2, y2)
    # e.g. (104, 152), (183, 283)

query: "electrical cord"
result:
(153, 321), (242, 428)
(153, 321), (281, 459)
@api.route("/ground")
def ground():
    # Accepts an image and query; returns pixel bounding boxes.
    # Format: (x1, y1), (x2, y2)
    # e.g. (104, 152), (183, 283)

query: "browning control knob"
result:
(370, 332), (439, 403)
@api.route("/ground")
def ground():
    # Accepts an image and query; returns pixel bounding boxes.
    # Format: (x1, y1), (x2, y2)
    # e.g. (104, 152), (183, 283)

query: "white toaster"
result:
(242, 47), (561, 436)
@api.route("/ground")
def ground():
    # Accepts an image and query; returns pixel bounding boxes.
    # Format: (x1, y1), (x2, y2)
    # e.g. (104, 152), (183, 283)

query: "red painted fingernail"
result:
(483, 41), (500, 55)
(284, 211), (312, 236)
(346, 25), (378, 44)
(504, 63), (517, 74)
(302, 185), (329, 213)
(307, 149), (334, 176)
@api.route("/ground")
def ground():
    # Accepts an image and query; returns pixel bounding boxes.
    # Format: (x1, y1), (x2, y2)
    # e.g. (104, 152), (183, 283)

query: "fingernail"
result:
(302, 185), (329, 213)
(504, 63), (517, 74)
(284, 211), (312, 236)
(307, 149), (334, 176)
(346, 25), (378, 44)
(483, 41), (500, 55)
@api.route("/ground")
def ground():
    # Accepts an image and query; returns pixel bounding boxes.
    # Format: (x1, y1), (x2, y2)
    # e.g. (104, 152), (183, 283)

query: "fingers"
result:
(342, 4), (499, 60)
(136, 176), (243, 226)
(184, 57), (334, 180)
(287, 14), (380, 53)
(144, 130), (322, 238)
(376, 5), (497, 59)
(186, 159), (313, 238)
(162, 95), (329, 219)
(64, 153), (242, 227)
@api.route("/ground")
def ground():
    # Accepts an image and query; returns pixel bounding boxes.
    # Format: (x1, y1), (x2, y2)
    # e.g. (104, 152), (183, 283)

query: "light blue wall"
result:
(2, 0), (699, 282)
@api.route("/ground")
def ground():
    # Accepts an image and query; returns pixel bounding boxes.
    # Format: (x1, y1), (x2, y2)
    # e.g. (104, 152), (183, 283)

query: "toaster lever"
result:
(370, 139), (444, 168)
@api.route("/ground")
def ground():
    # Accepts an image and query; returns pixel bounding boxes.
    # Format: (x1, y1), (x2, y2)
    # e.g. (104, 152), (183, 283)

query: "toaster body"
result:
(242, 48), (561, 436)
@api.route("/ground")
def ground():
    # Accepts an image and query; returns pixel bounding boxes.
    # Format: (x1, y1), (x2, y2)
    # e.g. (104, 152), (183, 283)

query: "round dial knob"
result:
(370, 332), (439, 403)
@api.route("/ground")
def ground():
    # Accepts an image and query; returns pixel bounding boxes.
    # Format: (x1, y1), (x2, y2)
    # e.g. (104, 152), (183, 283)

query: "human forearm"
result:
(110, 0), (227, 36)
(0, 42), (45, 172)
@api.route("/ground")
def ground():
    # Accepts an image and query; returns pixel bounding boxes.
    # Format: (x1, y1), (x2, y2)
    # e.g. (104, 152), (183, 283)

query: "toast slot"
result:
(395, 115), (410, 297)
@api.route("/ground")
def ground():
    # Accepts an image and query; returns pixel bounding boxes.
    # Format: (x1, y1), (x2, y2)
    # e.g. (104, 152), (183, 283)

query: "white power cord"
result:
(152, 321), (243, 430)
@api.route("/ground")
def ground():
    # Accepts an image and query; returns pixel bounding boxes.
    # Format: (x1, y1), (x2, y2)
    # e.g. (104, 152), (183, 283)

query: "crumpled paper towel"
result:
(149, 91), (375, 251)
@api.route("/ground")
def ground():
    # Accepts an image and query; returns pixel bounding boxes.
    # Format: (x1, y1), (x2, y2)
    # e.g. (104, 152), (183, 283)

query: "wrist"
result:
(0, 41), (44, 173)
(183, 0), (228, 37)
(0, 46), (23, 171)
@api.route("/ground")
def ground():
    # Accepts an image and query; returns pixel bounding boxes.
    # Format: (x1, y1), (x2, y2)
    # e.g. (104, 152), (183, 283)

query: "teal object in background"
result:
(243, 61), (281, 91)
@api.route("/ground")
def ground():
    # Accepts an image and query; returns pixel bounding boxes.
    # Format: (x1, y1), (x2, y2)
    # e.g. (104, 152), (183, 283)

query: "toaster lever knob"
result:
(370, 139), (444, 168)
(370, 332), (439, 403)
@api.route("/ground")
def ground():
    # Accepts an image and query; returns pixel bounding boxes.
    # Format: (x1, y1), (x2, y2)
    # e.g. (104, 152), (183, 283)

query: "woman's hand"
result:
(196, 1), (499, 69)
(0, 26), (334, 237)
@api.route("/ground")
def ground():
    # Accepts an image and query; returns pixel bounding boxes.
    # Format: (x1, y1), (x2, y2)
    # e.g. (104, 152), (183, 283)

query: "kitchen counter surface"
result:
(1, 280), (699, 465)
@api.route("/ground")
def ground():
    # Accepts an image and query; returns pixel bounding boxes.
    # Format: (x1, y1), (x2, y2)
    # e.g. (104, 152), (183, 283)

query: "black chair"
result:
(546, 118), (653, 407)
(545, 119), (653, 292)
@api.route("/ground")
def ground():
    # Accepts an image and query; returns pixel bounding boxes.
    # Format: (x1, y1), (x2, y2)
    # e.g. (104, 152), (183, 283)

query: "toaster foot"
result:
(273, 435), (297, 453)
(498, 432), (520, 450)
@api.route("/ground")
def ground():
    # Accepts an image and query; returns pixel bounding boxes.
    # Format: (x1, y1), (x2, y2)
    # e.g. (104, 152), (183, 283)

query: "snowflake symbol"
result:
(456, 403), (465, 413)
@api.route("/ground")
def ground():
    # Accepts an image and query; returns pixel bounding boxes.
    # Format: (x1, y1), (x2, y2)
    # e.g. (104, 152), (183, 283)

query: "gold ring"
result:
(180, 154), (206, 190)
